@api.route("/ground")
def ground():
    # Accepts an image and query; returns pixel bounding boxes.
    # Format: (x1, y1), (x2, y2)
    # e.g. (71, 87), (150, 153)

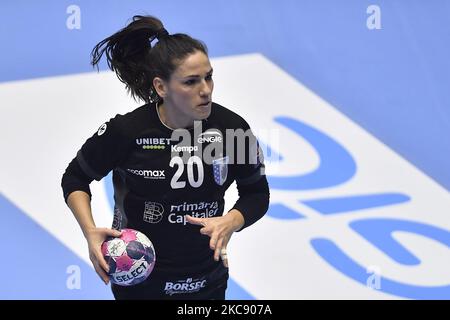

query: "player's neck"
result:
(157, 102), (194, 130)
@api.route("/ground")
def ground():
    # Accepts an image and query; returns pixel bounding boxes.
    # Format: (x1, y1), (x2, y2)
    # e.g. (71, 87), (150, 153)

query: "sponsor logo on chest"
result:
(136, 137), (171, 150)
(127, 168), (166, 179)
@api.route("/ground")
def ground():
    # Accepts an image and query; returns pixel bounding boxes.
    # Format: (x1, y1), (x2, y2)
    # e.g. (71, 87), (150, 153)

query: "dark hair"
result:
(91, 15), (208, 103)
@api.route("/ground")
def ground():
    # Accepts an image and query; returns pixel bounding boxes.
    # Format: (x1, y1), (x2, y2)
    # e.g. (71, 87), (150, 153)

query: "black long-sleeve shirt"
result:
(61, 102), (269, 297)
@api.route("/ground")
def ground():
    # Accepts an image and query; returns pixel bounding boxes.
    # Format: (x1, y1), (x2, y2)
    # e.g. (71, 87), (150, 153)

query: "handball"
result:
(101, 228), (156, 286)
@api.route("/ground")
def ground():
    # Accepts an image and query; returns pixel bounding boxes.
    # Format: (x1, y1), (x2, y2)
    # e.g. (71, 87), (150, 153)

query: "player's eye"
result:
(184, 79), (197, 85)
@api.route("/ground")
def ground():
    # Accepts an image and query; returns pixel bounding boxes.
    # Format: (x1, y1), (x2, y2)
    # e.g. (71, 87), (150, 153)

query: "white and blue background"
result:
(0, 0), (449, 299)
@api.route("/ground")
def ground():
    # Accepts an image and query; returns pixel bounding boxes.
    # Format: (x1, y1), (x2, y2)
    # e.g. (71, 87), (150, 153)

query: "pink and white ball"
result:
(101, 228), (156, 286)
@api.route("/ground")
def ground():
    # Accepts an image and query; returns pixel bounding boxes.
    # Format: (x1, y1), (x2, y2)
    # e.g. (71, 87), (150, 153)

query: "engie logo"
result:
(197, 129), (223, 144)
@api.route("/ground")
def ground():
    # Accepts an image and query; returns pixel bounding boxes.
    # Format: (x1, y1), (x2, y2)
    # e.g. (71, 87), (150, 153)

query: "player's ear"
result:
(153, 77), (167, 99)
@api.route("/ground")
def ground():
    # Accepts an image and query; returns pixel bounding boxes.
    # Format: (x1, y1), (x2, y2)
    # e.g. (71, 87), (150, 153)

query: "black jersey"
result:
(61, 102), (269, 299)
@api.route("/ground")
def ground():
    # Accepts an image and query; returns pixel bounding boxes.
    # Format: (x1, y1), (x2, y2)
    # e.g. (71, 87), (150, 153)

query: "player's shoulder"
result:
(209, 102), (250, 130)
(103, 104), (154, 137)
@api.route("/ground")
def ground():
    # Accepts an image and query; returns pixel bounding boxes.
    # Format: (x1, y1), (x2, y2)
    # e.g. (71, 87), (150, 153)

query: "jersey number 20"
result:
(169, 156), (204, 189)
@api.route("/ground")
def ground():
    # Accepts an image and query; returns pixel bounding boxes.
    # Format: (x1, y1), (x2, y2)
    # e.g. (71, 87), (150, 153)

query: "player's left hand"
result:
(185, 210), (244, 268)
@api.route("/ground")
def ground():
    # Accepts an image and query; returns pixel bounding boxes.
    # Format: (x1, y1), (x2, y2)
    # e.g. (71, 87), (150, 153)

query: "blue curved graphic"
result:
(302, 193), (411, 215)
(311, 218), (450, 299)
(268, 117), (357, 190)
(266, 203), (306, 220)
(350, 218), (450, 266)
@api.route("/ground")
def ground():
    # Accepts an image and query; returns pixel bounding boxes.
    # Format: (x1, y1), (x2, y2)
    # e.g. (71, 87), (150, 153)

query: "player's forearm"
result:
(231, 176), (270, 231)
(66, 190), (96, 238)
(225, 209), (245, 232)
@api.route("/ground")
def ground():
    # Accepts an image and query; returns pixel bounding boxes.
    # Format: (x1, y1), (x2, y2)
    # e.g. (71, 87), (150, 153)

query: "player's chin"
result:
(194, 105), (212, 119)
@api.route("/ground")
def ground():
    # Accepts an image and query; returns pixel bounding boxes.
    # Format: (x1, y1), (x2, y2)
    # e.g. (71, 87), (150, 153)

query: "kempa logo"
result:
(143, 201), (164, 224)
(171, 145), (199, 153)
(164, 277), (207, 296)
(197, 129), (223, 144)
(136, 137), (171, 150)
(168, 201), (219, 225)
(127, 168), (165, 179)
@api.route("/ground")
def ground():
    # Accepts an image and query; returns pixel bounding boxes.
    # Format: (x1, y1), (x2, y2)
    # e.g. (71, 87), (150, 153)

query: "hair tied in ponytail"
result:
(155, 28), (170, 41)
(91, 15), (207, 103)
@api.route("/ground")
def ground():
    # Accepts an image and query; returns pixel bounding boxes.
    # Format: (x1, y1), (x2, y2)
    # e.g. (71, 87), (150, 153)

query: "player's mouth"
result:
(198, 101), (211, 107)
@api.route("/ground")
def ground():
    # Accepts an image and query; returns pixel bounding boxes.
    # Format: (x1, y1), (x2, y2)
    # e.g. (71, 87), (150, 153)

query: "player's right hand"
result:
(84, 227), (122, 285)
